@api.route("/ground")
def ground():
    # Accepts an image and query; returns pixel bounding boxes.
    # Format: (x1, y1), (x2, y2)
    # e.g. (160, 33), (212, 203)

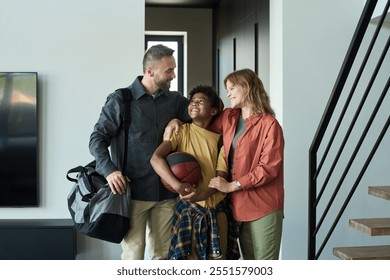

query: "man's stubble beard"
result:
(155, 78), (171, 91)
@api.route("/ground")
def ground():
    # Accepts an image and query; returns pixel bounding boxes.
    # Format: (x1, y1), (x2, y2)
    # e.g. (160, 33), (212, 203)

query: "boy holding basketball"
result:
(150, 85), (240, 260)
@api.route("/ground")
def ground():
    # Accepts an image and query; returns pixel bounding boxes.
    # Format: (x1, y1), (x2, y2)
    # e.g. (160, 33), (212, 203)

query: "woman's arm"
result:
(237, 120), (284, 189)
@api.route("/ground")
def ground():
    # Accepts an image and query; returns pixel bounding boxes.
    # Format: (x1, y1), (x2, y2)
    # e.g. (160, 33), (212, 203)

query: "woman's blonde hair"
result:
(224, 68), (275, 117)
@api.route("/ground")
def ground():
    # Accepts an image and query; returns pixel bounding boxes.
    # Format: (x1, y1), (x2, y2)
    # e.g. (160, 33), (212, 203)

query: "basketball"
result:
(161, 152), (201, 193)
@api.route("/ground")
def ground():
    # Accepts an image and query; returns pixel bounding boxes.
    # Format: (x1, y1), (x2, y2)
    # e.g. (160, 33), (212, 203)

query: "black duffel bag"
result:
(66, 161), (131, 243)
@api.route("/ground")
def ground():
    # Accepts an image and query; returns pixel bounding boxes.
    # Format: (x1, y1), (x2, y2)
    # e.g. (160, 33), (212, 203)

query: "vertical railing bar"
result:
(308, 153), (317, 259)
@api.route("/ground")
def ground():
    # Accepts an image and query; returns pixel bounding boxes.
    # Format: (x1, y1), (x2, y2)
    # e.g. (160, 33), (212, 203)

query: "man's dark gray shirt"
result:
(89, 76), (190, 201)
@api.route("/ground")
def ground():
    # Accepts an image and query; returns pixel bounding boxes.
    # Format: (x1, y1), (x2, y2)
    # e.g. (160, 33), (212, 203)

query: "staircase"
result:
(333, 186), (390, 260)
(308, 0), (389, 260)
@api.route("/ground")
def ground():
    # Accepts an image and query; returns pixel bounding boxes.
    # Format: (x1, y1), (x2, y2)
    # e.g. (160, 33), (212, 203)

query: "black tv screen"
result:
(0, 72), (38, 206)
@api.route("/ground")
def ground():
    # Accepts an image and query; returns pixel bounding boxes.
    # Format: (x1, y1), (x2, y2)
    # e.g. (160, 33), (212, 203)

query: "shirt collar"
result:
(247, 113), (263, 126)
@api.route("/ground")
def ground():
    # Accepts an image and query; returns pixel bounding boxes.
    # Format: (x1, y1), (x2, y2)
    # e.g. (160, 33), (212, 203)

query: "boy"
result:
(150, 85), (239, 260)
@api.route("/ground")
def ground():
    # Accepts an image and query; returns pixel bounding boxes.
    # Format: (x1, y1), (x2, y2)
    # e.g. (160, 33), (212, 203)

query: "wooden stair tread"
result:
(350, 218), (390, 236)
(333, 245), (390, 260)
(368, 186), (390, 200)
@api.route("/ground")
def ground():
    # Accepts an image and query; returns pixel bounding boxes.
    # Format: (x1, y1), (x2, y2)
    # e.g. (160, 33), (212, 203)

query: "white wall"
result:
(281, 0), (390, 259)
(0, 0), (145, 259)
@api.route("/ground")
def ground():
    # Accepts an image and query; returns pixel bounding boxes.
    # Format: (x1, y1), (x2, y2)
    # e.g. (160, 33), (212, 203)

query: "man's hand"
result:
(106, 171), (129, 195)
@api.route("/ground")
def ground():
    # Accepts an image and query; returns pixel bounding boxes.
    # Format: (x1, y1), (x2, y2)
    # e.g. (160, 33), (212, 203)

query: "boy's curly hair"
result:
(188, 85), (224, 120)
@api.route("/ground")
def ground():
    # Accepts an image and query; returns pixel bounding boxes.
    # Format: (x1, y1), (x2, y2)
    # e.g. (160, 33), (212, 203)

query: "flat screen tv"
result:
(0, 72), (38, 206)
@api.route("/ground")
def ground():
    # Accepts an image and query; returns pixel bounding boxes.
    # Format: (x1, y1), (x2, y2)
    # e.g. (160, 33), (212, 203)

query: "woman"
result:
(209, 68), (284, 260)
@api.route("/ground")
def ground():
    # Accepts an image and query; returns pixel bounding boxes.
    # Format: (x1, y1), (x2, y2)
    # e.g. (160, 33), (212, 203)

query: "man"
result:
(89, 44), (191, 259)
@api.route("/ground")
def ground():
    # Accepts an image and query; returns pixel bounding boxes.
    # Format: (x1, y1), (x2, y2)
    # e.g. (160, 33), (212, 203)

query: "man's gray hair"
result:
(142, 44), (174, 73)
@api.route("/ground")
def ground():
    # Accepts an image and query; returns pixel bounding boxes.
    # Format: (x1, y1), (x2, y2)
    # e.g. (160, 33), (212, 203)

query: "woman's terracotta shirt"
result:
(211, 109), (284, 222)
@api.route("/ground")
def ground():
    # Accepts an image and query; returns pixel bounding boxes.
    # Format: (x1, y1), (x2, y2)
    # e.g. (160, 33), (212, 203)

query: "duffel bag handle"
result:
(66, 165), (87, 183)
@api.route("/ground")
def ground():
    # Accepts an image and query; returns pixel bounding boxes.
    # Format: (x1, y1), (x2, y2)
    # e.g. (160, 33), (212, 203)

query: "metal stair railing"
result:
(308, 0), (390, 260)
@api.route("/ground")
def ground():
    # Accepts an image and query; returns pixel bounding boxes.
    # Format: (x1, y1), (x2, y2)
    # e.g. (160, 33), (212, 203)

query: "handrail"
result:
(308, 0), (389, 260)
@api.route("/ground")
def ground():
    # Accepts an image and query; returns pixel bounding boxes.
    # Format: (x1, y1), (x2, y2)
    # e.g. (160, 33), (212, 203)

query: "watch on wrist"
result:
(235, 180), (242, 190)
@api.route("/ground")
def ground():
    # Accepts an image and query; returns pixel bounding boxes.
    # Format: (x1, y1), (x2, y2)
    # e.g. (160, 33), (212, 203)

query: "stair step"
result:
(350, 218), (390, 236)
(333, 245), (390, 260)
(368, 186), (390, 200)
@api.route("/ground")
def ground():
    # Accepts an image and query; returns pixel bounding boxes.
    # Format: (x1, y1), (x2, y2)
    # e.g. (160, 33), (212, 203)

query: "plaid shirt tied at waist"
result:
(168, 199), (240, 260)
